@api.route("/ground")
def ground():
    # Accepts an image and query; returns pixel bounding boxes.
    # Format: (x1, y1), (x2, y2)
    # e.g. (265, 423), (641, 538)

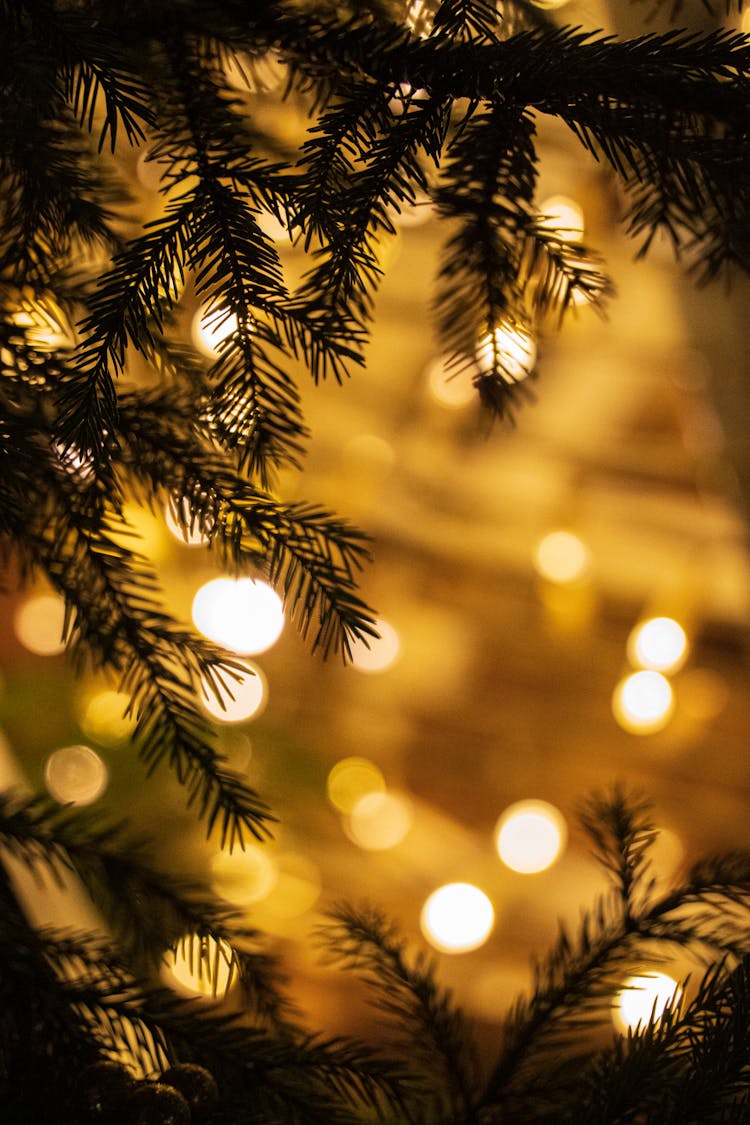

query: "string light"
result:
(349, 618), (400, 673)
(476, 323), (536, 383)
(538, 195), (585, 241)
(534, 530), (592, 584)
(164, 496), (211, 547)
(192, 577), (284, 654)
(612, 670), (674, 734)
(494, 800), (567, 874)
(615, 973), (681, 1032)
(13, 594), (67, 655)
(327, 756), (386, 813)
(44, 745), (108, 806)
(627, 616), (688, 674)
(165, 935), (235, 999)
(200, 663), (267, 724)
(191, 304), (238, 357)
(420, 883), (495, 953)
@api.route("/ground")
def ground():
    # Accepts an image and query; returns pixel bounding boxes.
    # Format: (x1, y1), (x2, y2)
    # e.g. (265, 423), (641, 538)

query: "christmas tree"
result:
(3, 0), (750, 1120)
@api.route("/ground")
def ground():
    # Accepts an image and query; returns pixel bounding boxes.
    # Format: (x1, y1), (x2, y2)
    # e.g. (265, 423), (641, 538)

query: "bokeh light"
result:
(534, 530), (592, 584)
(349, 619), (400, 673)
(210, 845), (278, 906)
(327, 757), (386, 814)
(192, 304), (239, 357)
(426, 355), (476, 408)
(79, 690), (136, 747)
(200, 663), (267, 724)
(615, 973), (682, 1032)
(612, 671), (675, 734)
(420, 883), (495, 953)
(345, 791), (413, 850)
(495, 800), (567, 874)
(164, 496), (211, 547)
(44, 745), (108, 806)
(538, 194), (585, 241)
(257, 852), (322, 922)
(192, 577), (284, 654)
(627, 616), (688, 674)
(476, 323), (536, 383)
(165, 935), (235, 999)
(13, 594), (67, 656)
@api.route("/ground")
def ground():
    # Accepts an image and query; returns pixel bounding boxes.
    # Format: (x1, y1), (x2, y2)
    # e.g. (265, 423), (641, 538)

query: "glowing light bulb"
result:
(166, 935), (235, 999)
(80, 690), (136, 747)
(200, 663), (266, 724)
(387, 83), (430, 115)
(534, 530), (592, 584)
(476, 323), (536, 383)
(349, 619), (400, 673)
(345, 791), (413, 851)
(421, 883), (494, 954)
(426, 355), (476, 408)
(495, 800), (567, 874)
(210, 846), (277, 906)
(192, 577), (284, 654)
(13, 594), (67, 655)
(627, 617), (688, 674)
(192, 304), (238, 357)
(612, 671), (674, 734)
(538, 194), (585, 241)
(327, 757), (386, 813)
(164, 497), (211, 547)
(44, 745), (108, 806)
(615, 973), (681, 1032)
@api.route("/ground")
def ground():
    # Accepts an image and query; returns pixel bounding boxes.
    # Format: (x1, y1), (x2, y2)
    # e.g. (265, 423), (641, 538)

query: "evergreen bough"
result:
(1, 0), (750, 1120)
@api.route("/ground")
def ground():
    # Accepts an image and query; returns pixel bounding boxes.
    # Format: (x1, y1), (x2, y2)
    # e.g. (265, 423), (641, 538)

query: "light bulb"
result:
(495, 800), (567, 874)
(420, 883), (494, 953)
(538, 195), (585, 241)
(476, 323), (536, 383)
(192, 304), (238, 357)
(165, 935), (235, 999)
(615, 973), (681, 1032)
(426, 355), (476, 408)
(534, 530), (592, 584)
(44, 745), (108, 806)
(13, 594), (67, 655)
(612, 671), (674, 734)
(349, 619), (400, 673)
(192, 577), (284, 654)
(627, 617), (688, 674)
(200, 663), (266, 724)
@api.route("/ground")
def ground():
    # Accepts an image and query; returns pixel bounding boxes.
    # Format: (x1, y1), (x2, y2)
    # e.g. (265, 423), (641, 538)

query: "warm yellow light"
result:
(192, 577), (284, 654)
(192, 304), (239, 357)
(615, 973), (682, 1032)
(495, 800), (567, 874)
(165, 935), (235, 999)
(345, 791), (413, 851)
(164, 497), (211, 547)
(349, 619), (400, 673)
(476, 323), (536, 383)
(421, 883), (494, 954)
(387, 82), (430, 116)
(13, 594), (67, 656)
(200, 663), (267, 724)
(743, 10), (750, 33)
(80, 690), (136, 747)
(259, 853), (321, 920)
(538, 195), (585, 241)
(426, 355), (476, 408)
(44, 745), (108, 806)
(326, 757), (386, 814)
(210, 845), (277, 906)
(612, 671), (674, 734)
(627, 617), (688, 674)
(531, 0), (570, 8)
(680, 668), (729, 722)
(534, 530), (592, 584)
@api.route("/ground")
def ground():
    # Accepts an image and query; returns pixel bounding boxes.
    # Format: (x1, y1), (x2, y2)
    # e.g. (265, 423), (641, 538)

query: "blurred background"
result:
(1, 0), (750, 1053)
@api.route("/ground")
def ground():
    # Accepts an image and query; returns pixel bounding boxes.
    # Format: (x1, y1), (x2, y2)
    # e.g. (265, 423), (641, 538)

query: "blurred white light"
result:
(420, 883), (494, 953)
(387, 82), (430, 115)
(538, 195), (585, 241)
(192, 577), (284, 654)
(13, 594), (67, 655)
(44, 745), (108, 806)
(165, 935), (235, 999)
(627, 617), (688, 674)
(164, 497), (211, 547)
(349, 619), (400, 674)
(426, 355), (476, 408)
(200, 663), (267, 724)
(616, 973), (681, 1032)
(534, 530), (592, 585)
(345, 791), (413, 851)
(476, 323), (536, 383)
(612, 671), (674, 734)
(192, 304), (238, 357)
(495, 800), (567, 874)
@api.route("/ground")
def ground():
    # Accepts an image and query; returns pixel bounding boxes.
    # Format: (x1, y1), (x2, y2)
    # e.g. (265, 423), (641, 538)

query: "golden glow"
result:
(192, 304), (239, 357)
(200, 663), (266, 724)
(426, 355), (476, 408)
(165, 935), (235, 999)
(210, 845), (277, 906)
(110, 503), (168, 562)
(495, 800), (567, 874)
(345, 791), (413, 850)
(679, 668), (729, 722)
(192, 577), (284, 654)
(743, 10), (750, 33)
(164, 497), (211, 547)
(421, 883), (495, 954)
(13, 594), (67, 656)
(387, 83), (430, 116)
(44, 745), (108, 806)
(327, 757), (386, 814)
(538, 195), (585, 241)
(531, 0), (570, 8)
(349, 618), (401, 673)
(627, 617), (688, 674)
(259, 852), (321, 921)
(534, 530), (592, 584)
(80, 690), (136, 747)
(476, 323), (536, 383)
(615, 973), (682, 1032)
(612, 671), (674, 734)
